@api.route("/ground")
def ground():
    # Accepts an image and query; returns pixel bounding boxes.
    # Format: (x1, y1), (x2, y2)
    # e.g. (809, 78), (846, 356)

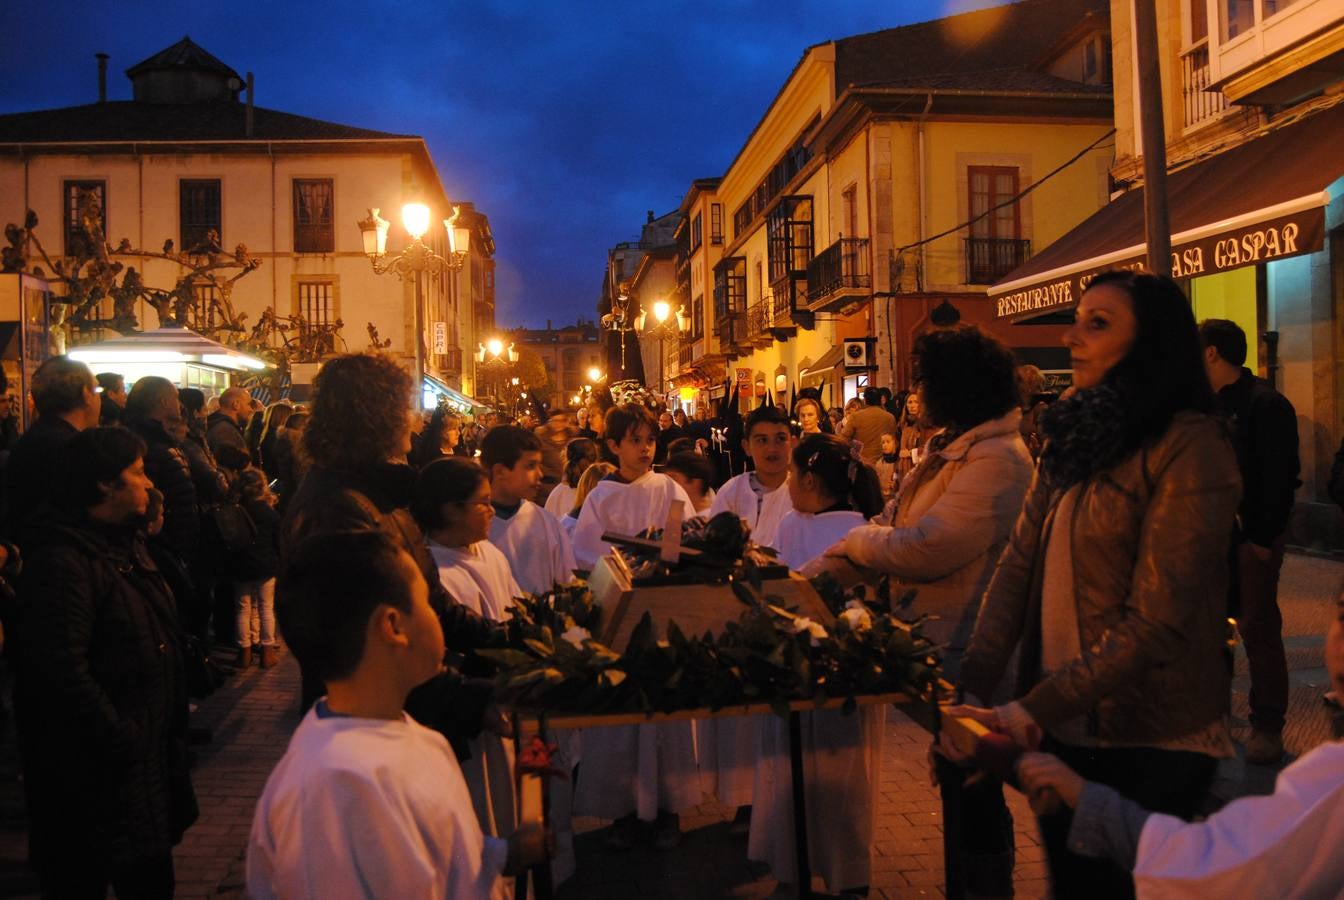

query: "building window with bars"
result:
(690, 214), (702, 252)
(297, 281), (336, 330)
(64, 180), (106, 258)
(710, 203), (723, 244)
(966, 166), (1029, 284)
(180, 179), (222, 253)
(293, 179), (334, 253)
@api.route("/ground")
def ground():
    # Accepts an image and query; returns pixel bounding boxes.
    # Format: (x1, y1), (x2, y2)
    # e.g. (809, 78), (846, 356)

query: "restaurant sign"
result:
(993, 205), (1325, 320)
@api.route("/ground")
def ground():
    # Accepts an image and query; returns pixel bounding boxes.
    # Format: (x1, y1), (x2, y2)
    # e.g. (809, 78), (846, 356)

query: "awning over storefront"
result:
(800, 345), (845, 383)
(422, 374), (476, 414)
(991, 101), (1344, 321)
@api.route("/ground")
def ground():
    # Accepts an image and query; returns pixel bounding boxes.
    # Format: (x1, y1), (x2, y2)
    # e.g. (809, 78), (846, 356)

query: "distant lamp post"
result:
(357, 203), (471, 404)
(647, 298), (689, 395)
(475, 337), (519, 411)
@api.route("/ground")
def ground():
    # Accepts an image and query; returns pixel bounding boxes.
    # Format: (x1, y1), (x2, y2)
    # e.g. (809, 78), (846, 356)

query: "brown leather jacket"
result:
(959, 411), (1241, 744)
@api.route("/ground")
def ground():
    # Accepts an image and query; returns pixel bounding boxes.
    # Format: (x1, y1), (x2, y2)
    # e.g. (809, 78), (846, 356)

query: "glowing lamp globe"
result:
(402, 203), (431, 240)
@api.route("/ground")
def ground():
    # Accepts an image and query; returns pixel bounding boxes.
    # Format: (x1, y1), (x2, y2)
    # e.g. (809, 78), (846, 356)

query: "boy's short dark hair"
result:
(178, 387), (206, 416)
(31, 356), (95, 416)
(605, 403), (656, 444)
(665, 436), (697, 457)
(862, 386), (882, 406)
(479, 424), (542, 473)
(662, 452), (713, 494)
(53, 426), (146, 512)
(277, 531), (416, 683)
(411, 457), (489, 531)
(744, 404), (791, 438)
(1198, 318), (1248, 367)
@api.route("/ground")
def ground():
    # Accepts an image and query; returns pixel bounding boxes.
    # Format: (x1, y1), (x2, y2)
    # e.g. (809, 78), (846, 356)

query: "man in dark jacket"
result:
(3, 356), (101, 541)
(125, 378), (200, 565)
(12, 426), (196, 897)
(205, 386), (251, 460)
(1201, 319), (1301, 764)
(96, 372), (126, 426)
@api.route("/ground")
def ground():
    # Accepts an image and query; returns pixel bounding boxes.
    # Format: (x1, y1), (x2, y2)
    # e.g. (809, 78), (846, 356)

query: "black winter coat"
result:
(2, 416), (79, 542)
(127, 417), (200, 560)
(232, 496), (280, 582)
(11, 515), (197, 870)
(1216, 368), (1301, 546)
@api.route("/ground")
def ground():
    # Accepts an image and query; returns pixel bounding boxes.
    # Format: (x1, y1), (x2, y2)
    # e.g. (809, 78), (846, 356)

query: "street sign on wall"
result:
(432, 321), (447, 354)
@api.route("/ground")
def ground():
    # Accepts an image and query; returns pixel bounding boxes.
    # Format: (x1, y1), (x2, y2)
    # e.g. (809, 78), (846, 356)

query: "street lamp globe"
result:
(587, 366), (602, 383)
(653, 300), (671, 323)
(402, 203), (431, 241)
(357, 208), (391, 258)
(486, 338), (504, 358)
(445, 207), (472, 255)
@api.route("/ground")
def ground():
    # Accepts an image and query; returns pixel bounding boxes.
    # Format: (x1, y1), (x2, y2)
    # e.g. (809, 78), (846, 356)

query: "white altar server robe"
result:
(543, 482), (576, 520)
(750, 508), (883, 894)
(708, 471), (792, 549)
(700, 472), (793, 807)
(488, 500), (576, 596)
(247, 709), (508, 900)
(428, 541), (519, 843)
(570, 471), (693, 570)
(569, 471), (703, 821)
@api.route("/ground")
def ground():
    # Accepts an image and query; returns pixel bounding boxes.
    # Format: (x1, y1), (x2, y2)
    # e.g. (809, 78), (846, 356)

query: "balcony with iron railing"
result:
(804, 237), (871, 312)
(743, 298), (774, 347)
(965, 237), (1032, 285)
(1180, 39), (1229, 131)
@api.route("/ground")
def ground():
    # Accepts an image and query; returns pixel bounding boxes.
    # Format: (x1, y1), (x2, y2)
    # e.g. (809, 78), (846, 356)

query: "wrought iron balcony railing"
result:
(965, 237), (1032, 284)
(806, 237), (871, 305)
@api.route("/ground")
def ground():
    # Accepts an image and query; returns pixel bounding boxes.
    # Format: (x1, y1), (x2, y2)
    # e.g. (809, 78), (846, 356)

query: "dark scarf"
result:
(1038, 381), (1130, 489)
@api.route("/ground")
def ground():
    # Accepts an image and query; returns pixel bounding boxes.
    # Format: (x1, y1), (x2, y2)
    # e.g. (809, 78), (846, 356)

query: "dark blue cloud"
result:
(1, 0), (997, 326)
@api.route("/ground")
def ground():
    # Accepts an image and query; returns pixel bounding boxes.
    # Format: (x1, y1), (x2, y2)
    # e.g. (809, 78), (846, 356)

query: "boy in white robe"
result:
(570, 404), (701, 851)
(412, 458), (522, 847)
(480, 425), (577, 596)
(247, 531), (543, 900)
(749, 434), (887, 895)
(701, 405), (794, 817)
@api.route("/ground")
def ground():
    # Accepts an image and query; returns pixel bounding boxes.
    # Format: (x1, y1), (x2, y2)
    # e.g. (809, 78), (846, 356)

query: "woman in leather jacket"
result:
(946, 271), (1242, 898)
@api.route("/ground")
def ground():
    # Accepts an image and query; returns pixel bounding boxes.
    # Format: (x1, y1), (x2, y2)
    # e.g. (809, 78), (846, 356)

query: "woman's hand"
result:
(1015, 751), (1084, 815)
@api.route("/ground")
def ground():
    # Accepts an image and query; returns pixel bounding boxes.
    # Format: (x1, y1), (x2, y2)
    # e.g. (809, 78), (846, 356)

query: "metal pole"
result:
(1133, 0), (1172, 276)
(413, 263), (426, 402)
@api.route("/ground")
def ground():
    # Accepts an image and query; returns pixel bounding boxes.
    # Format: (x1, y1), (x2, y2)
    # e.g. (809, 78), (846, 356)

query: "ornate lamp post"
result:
(647, 299), (689, 395)
(475, 337), (519, 412)
(357, 204), (471, 403)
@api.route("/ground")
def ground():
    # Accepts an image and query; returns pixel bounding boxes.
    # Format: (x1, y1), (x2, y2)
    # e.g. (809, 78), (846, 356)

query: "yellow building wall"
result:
(920, 120), (1114, 293)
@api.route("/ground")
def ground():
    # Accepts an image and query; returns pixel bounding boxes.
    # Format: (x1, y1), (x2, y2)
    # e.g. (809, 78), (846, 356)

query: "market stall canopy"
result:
(422, 373), (477, 414)
(991, 101), (1344, 322)
(68, 323), (269, 371)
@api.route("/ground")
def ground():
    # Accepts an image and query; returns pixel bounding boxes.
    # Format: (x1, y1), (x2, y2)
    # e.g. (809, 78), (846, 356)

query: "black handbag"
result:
(206, 502), (256, 552)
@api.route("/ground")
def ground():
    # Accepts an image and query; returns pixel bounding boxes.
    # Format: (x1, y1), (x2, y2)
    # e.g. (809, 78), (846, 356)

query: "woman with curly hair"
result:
(280, 354), (498, 750)
(946, 272), (1241, 897)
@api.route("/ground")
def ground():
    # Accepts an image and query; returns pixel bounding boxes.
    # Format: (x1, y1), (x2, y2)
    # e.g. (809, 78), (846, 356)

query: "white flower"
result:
(791, 617), (829, 645)
(840, 600), (873, 632)
(560, 626), (591, 649)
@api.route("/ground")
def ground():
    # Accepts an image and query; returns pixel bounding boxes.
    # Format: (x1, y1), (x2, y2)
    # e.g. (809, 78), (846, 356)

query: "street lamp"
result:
(475, 337), (519, 412)
(646, 298), (689, 395)
(357, 203), (471, 404)
(587, 366), (604, 384)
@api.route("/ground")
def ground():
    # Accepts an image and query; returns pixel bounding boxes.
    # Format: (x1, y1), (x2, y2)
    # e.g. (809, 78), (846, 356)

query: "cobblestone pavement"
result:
(0, 552), (1337, 899)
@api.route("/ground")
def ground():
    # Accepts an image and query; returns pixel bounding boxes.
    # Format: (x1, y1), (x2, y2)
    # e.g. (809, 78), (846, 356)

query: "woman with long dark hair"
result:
(948, 271), (1241, 898)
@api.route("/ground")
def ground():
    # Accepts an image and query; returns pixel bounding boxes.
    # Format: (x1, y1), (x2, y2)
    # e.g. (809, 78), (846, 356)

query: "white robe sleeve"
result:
(571, 484), (613, 569)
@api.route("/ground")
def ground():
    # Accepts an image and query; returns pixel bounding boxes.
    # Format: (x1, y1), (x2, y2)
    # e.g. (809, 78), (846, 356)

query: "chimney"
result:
(647, 209), (655, 223)
(245, 72), (255, 137)
(96, 53), (108, 103)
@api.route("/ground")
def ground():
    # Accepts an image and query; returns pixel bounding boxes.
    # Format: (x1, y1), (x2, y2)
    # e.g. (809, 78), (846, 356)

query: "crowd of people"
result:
(0, 268), (1340, 898)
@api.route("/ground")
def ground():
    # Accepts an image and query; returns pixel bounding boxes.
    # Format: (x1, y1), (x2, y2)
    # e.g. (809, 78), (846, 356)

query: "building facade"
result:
(668, 0), (1115, 415)
(990, 0), (1344, 548)
(0, 38), (493, 402)
(509, 318), (604, 406)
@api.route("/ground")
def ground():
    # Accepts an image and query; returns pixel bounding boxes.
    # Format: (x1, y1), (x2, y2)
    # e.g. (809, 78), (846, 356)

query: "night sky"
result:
(3, 0), (1007, 327)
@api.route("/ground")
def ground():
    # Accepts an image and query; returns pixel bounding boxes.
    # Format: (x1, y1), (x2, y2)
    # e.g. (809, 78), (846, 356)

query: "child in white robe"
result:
(543, 437), (598, 522)
(480, 425), (577, 596)
(247, 531), (542, 900)
(412, 458), (521, 846)
(701, 405), (794, 817)
(560, 460), (616, 541)
(750, 433), (887, 895)
(570, 404), (701, 851)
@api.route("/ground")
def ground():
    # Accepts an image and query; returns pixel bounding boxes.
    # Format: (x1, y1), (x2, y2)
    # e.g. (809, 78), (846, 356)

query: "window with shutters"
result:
(965, 167), (1029, 283)
(293, 178), (334, 253)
